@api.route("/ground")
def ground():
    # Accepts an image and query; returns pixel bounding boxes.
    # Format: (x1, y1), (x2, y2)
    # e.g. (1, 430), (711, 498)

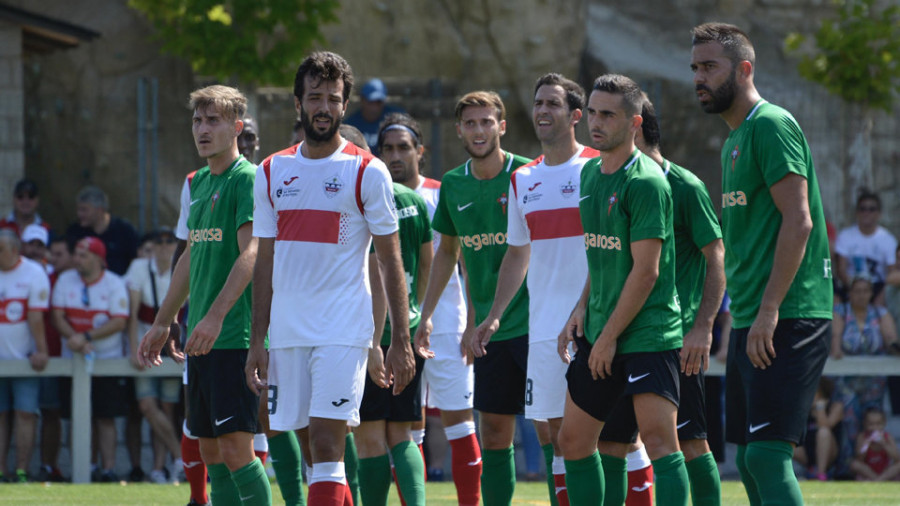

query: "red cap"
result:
(77, 237), (107, 265)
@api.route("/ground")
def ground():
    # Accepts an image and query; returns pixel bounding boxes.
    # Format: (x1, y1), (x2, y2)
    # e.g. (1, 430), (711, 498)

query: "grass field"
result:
(1, 480), (899, 505)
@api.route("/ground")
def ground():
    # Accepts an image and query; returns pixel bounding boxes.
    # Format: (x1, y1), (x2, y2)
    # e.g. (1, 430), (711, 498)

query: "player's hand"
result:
(588, 335), (616, 380)
(165, 323), (186, 364)
(558, 305), (585, 363)
(244, 343), (268, 396)
(184, 315), (222, 357)
(830, 345), (844, 360)
(129, 352), (145, 371)
(680, 327), (712, 376)
(68, 333), (89, 354)
(138, 323), (170, 367)
(29, 351), (49, 372)
(367, 346), (389, 388)
(385, 338), (415, 395)
(472, 317), (499, 358)
(413, 318), (435, 359)
(747, 308), (778, 369)
(714, 346), (728, 363)
(460, 326), (475, 365)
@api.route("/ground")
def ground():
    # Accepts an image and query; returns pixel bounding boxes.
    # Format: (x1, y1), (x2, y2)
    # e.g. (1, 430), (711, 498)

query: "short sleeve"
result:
(431, 182), (457, 237)
(753, 113), (810, 188)
(418, 198), (433, 245)
(124, 258), (143, 292)
(109, 276), (130, 319)
(28, 266), (51, 312)
(506, 179), (530, 246)
(683, 178), (722, 250)
(362, 161), (399, 236)
(234, 166), (256, 230)
(253, 164), (277, 238)
(51, 275), (66, 309)
(627, 175), (671, 242)
(175, 178), (191, 240)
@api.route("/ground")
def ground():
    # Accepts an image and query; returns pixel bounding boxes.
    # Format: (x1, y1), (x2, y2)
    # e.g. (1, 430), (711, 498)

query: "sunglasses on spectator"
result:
(14, 192), (36, 200)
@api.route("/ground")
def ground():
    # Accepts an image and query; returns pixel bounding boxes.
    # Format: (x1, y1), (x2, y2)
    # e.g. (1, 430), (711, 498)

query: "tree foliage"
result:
(785, 0), (900, 112)
(128, 0), (340, 85)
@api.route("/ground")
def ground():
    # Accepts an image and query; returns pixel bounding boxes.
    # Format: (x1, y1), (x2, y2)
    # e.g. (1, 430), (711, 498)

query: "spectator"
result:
(0, 179), (51, 238)
(125, 228), (183, 484)
(0, 230), (50, 483)
(831, 274), (900, 466)
(51, 237), (129, 482)
(834, 190), (898, 303)
(238, 116), (261, 163)
(21, 224), (50, 271)
(344, 78), (405, 152)
(65, 185), (139, 276)
(793, 377), (844, 481)
(36, 236), (73, 483)
(849, 407), (900, 481)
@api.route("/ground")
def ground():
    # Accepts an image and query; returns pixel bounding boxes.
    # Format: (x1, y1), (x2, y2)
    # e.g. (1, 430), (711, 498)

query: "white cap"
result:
(22, 224), (48, 246)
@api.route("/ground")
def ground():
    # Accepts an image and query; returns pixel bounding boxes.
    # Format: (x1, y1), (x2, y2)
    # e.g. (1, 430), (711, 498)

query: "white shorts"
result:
(525, 339), (568, 420)
(422, 332), (474, 411)
(268, 345), (367, 431)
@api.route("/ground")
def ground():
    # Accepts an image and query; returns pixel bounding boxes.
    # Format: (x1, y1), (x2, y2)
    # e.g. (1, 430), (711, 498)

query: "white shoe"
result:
(171, 459), (186, 482)
(150, 469), (168, 484)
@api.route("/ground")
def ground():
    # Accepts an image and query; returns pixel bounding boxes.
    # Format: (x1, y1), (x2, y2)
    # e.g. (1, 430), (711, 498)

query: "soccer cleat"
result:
(186, 499), (209, 506)
(129, 466), (145, 482)
(100, 470), (119, 482)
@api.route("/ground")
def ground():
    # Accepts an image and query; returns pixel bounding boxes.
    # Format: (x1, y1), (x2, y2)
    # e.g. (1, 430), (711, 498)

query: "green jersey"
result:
(664, 160), (722, 334)
(721, 100), (833, 328)
(186, 156), (255, 349)
(580, 150), (682, 353)
(380, 184), (432, 345)
(431, 151), (531, 341)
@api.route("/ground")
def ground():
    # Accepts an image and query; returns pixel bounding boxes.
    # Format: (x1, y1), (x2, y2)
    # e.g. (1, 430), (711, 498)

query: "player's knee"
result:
(679, 438), (710, 462)
(558, 423), (591, 460)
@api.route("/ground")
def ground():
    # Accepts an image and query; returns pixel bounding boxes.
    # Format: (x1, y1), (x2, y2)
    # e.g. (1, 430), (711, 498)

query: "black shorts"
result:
(360, 346), (425, 423)
(474, 335), (528, 415)
(59, 376), (130, 419)
(676, 368), (708, 441)
(570, 338), (680, 443)
(188, 349), (259, 438)
(725, 318), (830, 446)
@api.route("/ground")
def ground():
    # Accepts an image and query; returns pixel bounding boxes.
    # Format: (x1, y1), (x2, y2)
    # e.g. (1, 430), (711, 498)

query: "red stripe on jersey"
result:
(422, 178), (440, 189)
(62, 308), (111, 333)
(260, 145), (302, 209)
(579, 146), (601, 159)
(520, 155), (543, 169)
(510, 171), (519, 199)
(276, 209), (341, 244)
(525, 207), (583, 241)
(355, 160), (370, 216)
(186, 170), (197, 189)
(0, 298), (28, 323)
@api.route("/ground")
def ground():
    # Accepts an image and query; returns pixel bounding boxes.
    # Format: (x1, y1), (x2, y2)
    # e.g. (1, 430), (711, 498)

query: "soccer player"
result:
(557, 74), (688, 506)
(378, 113), (481, 505)
(355, 118), (434, 506)
(633, 96), (725, 504)
(247, 51), (415, 506)
(139, 85), (271, 505)
(691, 23), (833, 505)
(473, 73), (598, 506)
(415, 90), (531, 505)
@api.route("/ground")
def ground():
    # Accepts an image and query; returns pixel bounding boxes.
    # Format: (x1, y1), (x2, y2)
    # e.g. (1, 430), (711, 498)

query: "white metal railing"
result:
(1, 355), (898, 483)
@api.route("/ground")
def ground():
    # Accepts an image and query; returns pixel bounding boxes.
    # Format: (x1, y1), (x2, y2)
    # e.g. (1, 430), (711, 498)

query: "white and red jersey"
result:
(254, 140), (399, 348)
(51, 269), (129, 359)
(0, 257), (50, 359)
(508, 145), (599, 342)
(415, 177), (467, 335)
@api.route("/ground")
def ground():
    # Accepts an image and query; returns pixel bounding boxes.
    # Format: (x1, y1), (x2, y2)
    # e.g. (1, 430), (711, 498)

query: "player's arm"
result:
(748, 173), (813, 369)
(246, 236), (274, 395)
(417, 240), (433, 305)
(139, 242), (191, 367)
(27, 309), (49, 371)
(414, 235), (461, 358)
(559, 277), (590, 364)
(682, 238), (725, 375)
(51, 309), (81, 351)
(589, 238), (662, 379)
(714, 308), (732, 362)
(185, 222), (257, 356)
(366, 250), (389, 388)
(472, 244), (530, 357)
(372, 231), (415, 395)
(880, 311), (898, 353)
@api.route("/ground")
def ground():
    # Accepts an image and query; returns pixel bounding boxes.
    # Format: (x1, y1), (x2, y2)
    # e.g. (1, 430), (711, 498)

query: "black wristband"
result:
(84, 331), (93, 342)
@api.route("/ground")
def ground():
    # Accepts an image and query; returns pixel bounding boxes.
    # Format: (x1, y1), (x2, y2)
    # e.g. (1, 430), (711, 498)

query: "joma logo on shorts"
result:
(721, 190), (747, 208)
(190, 228), (223, 243)
(584, 233), (622, 251)
(459, 232), (506, 251)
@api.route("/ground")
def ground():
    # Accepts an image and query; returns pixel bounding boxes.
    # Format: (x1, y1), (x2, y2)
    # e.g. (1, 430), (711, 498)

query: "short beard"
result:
(698, 70), (737, 114)
(302, 111), (341, 143)
(464, 137), (499, 160)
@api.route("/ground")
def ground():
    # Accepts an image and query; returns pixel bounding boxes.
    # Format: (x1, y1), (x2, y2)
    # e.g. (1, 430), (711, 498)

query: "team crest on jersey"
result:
(730, 146), (740, 171)
(211, 191), (220, 211)
(497, 192), (508, 214)
(39, 289), (49, 301)
(560, 179), (577, 198)
(608, 192), (618, 215)
(324, 176), (344, 198)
